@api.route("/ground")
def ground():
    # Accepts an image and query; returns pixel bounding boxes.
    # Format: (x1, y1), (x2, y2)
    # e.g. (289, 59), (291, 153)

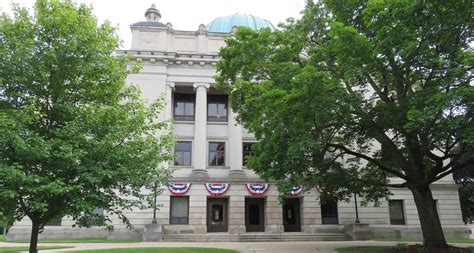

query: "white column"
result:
(192, 83), (210, 176)
(229, 108), (243, 174)
(165, 82), (175, 120)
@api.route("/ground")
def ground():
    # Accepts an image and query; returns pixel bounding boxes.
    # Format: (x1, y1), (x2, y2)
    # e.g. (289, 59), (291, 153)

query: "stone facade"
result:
(7, 5), (468, 241)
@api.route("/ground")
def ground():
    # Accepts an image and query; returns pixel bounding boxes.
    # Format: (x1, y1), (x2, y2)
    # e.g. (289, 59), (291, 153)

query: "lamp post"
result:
(152, 181), (158, 224)
(354, 193), (360, 224)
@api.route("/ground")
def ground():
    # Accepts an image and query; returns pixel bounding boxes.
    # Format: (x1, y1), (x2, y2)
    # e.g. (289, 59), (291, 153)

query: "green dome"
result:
(207, 14), (275, 33)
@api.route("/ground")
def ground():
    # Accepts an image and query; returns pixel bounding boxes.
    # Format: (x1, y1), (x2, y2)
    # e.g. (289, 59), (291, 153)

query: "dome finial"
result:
(145, 4), (161, 22)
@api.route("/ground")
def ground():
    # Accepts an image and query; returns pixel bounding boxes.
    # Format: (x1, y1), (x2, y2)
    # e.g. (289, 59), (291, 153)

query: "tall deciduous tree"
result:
(0, 1), (174, 252)
(217, 0), (472, 249)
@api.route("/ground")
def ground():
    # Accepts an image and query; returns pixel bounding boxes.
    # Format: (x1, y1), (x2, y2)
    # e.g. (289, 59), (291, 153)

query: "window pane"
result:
(175, 151), (183, 165)
(185, 102), (194, 116)
(174, 94), (195, 120)
(389, 200), (405, 225)
(321, 200), (338, 224)
(209, 151), (216, 165)
(175, 102), (184, 115)
(209, 143), (218, 152)
(175, 142), (191, 166)
(209, 142), (225, 166)
(208, 104), (218, 117)
(183, 152), (191, 166)
(46, 218), (62, 226)
(175, 142), (191, 151)
(171, 197), (189, 224)
(218, 104), (227, 117)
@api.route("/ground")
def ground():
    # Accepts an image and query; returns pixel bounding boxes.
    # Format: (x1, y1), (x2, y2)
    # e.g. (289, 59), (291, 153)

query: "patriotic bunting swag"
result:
(316, 185), (324, 193)
(290, 186), (303, 196)
(168, 182), (192, 195)
(245, 183), (269, 195)
(205, 183), (230, 196)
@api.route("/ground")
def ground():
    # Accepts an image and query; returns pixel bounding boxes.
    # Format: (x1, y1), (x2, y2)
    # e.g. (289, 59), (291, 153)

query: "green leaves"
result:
(0, 0), (174, 236)
(216, 0), (472, 203)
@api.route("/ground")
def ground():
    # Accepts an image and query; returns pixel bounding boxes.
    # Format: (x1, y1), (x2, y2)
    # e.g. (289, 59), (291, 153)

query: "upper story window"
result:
(174, 93), (195, 121)
(209, 142), (225, 166)
(208, 94), (228, 122)
(243, 142), (255, 166)
(174, 141), (192, 166)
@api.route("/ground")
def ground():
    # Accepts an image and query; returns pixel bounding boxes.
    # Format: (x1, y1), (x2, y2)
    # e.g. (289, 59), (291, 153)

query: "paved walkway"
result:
(0, 241), (473, 253)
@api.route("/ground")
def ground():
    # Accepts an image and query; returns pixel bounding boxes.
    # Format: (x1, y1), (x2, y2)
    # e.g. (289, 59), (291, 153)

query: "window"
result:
(174, 142), (192, 166)
(209, 142), (225, 166)
(389, 200), (405, 225)
(46, 218), (62, 226)
(170, 196), (189, 224)
(174, 93), (195, 121)
(321, 200), (338, 224)
(208, 95), (228, 122)
(243, 142), (255, 166)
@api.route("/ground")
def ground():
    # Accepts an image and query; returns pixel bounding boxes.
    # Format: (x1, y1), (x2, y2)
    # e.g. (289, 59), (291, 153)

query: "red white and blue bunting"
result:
(316, 185), (324, 193)
(245, 183), (270, 195)
(205, 183), (230, 196)
(168, 182), (191, 195)
(290, 186), (304, 196)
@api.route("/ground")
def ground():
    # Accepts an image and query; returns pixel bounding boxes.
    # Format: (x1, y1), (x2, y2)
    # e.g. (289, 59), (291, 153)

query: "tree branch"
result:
(327, 143), (409, 180)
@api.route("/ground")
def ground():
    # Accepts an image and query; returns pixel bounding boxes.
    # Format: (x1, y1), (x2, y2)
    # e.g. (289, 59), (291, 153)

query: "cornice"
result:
(119, 50), (219, 66)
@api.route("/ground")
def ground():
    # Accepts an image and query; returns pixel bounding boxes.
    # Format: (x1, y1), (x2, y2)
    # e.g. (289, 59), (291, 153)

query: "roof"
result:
(207, 14), (275, 33)
(131, 21), (168, 28)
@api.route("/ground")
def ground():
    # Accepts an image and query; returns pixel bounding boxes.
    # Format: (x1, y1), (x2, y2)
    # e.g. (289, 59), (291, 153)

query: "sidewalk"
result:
(0, 240), (472, 253)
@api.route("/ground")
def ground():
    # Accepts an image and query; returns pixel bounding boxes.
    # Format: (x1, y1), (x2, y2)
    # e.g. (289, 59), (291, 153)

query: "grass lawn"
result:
(0, 246), (72, 252)
(12, 237), (141, 243)
(0, 235), (5, 242)
(75, 248), (238, 253)
(375, 238), (474, 244)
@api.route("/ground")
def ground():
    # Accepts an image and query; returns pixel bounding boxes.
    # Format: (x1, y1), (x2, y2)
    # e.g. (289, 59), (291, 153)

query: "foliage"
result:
(0, 0), (175, 251)
(394, 243), (408, 251)
(216, 0), (472, 248)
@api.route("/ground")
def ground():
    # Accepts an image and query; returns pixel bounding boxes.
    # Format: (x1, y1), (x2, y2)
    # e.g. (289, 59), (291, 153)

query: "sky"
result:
(0, 0), (306, 49)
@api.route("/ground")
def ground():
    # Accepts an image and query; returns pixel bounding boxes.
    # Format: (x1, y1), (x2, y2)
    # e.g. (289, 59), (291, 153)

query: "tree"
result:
(216, 0), (473, 249)
(0, 1), (175, 252)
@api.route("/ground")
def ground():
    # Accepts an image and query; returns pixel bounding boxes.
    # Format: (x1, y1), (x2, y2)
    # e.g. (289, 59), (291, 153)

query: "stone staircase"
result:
(163, 232), (352, 242)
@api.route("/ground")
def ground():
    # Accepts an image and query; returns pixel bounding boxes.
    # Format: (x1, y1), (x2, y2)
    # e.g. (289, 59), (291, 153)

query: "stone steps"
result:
(163, 232), (352, 242)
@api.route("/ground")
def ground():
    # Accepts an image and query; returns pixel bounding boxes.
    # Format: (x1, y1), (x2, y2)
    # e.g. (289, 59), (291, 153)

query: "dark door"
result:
(283, 198), (301, 232)
(207, 198), (228, 232)
(245, 198), (265, 232)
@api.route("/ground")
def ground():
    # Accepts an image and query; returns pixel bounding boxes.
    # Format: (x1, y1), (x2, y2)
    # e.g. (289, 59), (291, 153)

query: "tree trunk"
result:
(29, 220), (40, 253)
(409, 184), (448, 248)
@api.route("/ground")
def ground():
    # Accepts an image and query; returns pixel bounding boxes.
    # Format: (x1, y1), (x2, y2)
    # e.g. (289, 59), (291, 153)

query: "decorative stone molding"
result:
(166, 82), (176, 91)
(193, 82), (210, 90)
(198, 24), (207, 35)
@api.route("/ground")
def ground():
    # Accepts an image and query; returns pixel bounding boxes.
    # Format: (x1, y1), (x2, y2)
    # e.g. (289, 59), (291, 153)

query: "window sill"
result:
(171, 166), (193, 169)
(174, 120), (195, 125)
(207, 166), (230, 169)
(207, 121), (228, 125)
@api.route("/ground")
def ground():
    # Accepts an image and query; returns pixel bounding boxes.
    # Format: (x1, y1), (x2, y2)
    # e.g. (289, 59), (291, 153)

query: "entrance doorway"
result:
(245, 198), (265, 232)
(207, 198), (228, 232)
(283, 198), (301, 232)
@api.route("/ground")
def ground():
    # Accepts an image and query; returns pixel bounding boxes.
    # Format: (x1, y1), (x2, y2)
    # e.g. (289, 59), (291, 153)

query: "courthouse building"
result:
(7, 4), (467, 241)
